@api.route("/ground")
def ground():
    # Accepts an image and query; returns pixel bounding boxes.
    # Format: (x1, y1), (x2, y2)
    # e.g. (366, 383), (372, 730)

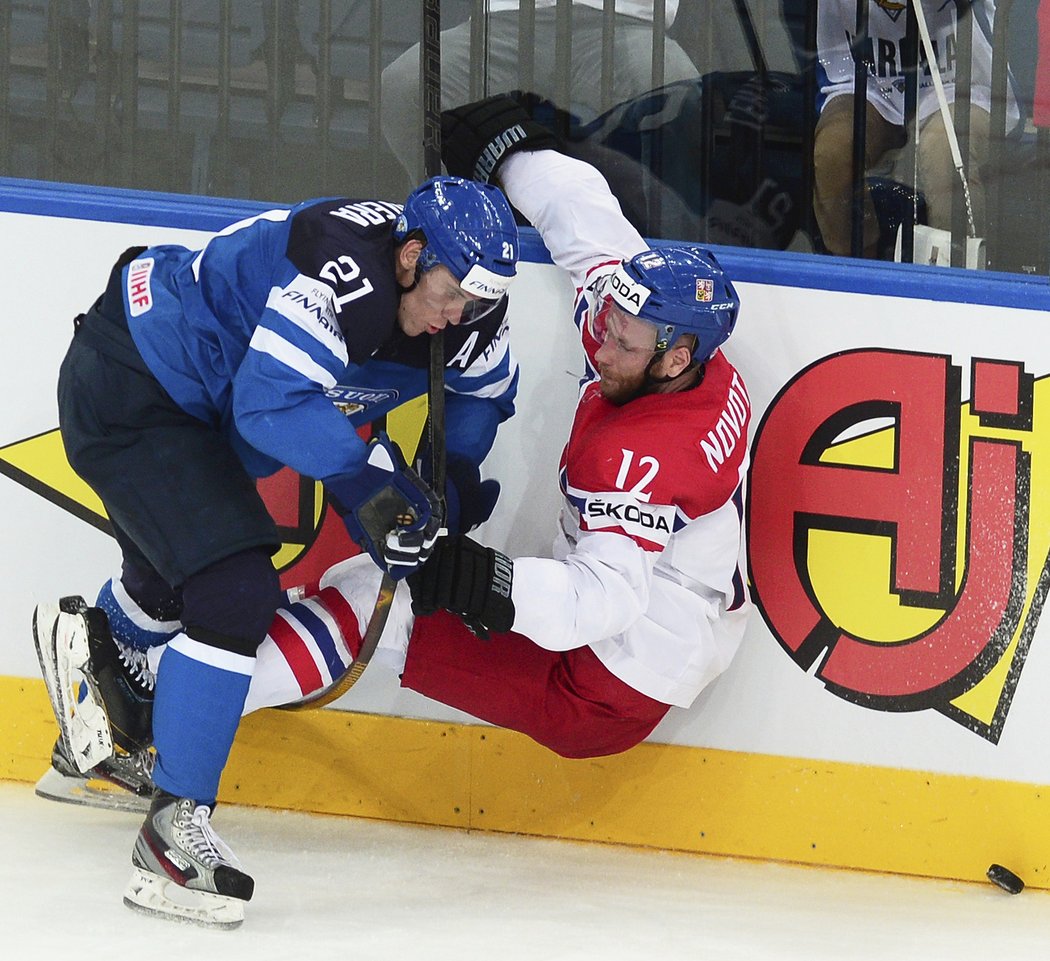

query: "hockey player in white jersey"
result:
(33, 175), (519, 927)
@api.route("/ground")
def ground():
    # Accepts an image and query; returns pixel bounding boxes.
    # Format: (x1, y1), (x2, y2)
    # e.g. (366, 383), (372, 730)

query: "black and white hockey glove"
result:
(441, 94), (560, 184)
(408, 535), (515, 638)
(327, 433), (445, 580)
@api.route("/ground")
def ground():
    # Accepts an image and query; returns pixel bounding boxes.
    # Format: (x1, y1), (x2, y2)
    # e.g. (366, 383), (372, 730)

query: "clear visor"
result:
(458, 294), (504, 326)
(457, 261), (512, 325)
(588, 297), (661, 354)
(588, 297), (614, 345)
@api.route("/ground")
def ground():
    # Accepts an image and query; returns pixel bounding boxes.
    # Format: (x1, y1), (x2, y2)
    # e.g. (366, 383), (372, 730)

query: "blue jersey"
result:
(120, 198), (517, 481)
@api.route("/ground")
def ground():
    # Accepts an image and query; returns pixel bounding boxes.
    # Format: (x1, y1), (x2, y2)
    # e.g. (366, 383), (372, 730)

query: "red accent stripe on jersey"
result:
(582, 257), (621, 287)
(317, 586), (363, 660)
(269, 611), (323, 695)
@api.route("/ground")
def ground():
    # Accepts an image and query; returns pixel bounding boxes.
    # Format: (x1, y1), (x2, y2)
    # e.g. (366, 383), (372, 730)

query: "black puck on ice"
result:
(986, 863), (1024, 894)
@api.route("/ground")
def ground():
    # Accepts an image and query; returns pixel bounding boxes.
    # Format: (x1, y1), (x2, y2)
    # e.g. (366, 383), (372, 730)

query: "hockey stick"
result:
(422, 0), (442, 179)
(285, 5), (443, 712)
(286, 352), (446, 712)
(911, 0), (978, 239)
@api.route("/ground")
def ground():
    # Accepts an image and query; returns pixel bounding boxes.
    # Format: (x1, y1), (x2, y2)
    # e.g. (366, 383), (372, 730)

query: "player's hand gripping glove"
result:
(441, 94), (560, 184)
(326, 433), (445, 580)
(408, 535), (515, 638)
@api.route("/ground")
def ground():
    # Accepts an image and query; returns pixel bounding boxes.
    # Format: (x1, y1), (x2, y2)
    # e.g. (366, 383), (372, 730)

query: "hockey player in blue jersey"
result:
(32, 175), (519, 927)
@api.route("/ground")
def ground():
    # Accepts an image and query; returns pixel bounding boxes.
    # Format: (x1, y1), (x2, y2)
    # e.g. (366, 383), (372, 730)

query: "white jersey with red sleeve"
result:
(499, 150), (752, 709)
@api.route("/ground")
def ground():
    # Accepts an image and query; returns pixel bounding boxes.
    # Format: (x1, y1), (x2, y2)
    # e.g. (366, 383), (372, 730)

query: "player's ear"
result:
(661, 338), (695, 379)
(397, 238), (424, 272)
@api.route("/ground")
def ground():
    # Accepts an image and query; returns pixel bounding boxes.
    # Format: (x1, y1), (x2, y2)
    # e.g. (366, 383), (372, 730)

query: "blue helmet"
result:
(605, 245), (739, 362)
(395, 176), (518, 306)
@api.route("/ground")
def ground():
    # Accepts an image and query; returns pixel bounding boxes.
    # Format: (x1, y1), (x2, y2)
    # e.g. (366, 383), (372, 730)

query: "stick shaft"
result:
(421, 0), (442, 178)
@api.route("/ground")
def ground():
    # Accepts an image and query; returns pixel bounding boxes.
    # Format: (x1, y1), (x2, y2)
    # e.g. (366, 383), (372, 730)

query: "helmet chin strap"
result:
(641, 354), (704, 394)
(397, 261), (428, 297)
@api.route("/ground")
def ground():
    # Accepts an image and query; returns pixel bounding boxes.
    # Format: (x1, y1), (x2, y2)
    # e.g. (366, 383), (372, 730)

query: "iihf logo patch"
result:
(126, 258), (154, 317)
(695, 278), (714, 302)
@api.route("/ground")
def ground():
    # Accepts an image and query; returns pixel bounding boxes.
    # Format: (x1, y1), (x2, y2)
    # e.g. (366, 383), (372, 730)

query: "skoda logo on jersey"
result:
(583, 491), (675, 547)
(324, 386), (399, 419)
(608, 266), (651, 315)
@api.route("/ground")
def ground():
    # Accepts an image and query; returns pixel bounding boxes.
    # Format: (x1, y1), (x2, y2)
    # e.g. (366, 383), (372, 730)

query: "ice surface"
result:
(2, 780), (1047, 960)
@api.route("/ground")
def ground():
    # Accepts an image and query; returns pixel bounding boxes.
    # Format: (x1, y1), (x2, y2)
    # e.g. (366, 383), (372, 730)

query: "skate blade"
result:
(52, 611), (114, 773)
(34, 766), (150, 814)
(123, 867), (245, 929)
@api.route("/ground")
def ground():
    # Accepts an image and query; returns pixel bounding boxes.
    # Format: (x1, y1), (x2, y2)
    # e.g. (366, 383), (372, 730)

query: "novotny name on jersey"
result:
(699, 371), (751, 474)
(583, 491), (675, 547)
(126, 258), (155, 317)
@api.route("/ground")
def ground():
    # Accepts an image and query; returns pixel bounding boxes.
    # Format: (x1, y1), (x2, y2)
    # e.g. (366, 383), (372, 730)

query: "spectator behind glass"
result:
(380, 1), (697, 189)
(813, 0), (1019, 259)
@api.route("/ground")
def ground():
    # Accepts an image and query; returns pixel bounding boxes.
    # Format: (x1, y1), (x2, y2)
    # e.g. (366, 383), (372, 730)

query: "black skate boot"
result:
(34, 736), (155, 813)
(124, 791), (255, 928)
(82, 604), (155, 754)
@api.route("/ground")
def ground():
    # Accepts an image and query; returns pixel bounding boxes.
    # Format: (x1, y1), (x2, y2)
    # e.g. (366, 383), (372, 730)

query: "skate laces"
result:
(179, 804), (241, 870)
(114, 638), (156, 694)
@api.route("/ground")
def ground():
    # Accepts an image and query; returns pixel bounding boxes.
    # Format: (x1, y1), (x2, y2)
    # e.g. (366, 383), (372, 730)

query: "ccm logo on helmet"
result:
(608, 266), (651, 315)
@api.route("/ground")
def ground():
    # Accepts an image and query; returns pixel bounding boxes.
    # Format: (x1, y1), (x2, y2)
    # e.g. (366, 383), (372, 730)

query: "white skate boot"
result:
(124, 792), (254, 928)
(33, 597), (114, 773)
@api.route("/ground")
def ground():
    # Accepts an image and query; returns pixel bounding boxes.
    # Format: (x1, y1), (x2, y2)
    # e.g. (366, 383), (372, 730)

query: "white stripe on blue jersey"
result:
(248, 326), (339, 389)
(265, 276), (348, 366)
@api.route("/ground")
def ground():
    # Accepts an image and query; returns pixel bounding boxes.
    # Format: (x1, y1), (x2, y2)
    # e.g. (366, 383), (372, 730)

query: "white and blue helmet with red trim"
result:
(605, 245), (739, 362)
(395, 176), (519, 314)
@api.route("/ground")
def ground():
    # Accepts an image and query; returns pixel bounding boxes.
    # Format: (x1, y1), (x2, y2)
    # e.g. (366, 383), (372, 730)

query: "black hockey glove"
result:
(408, 535), (515, 639)
(327, 433), (445, 581)
(441, 94), (561, 184)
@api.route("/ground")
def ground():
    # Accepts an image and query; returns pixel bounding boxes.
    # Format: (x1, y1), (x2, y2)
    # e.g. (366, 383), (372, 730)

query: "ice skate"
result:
(33, 597), (114, 773)
(124, 791), (254, 928)
(33, 596), (155, 776)
(34, 737), (154, 814)
(81, 603), (155, 753)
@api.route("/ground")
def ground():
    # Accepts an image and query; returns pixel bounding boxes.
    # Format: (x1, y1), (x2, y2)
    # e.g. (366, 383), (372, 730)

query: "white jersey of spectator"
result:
(817, 0), (1018, 128)
(381, 2), (696, 189)
(485, 0), (679, 24)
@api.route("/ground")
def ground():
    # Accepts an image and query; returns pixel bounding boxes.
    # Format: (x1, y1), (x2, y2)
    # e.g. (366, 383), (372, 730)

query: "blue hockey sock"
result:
(151, 633), (254, 805)
(96, 577), (181, 652)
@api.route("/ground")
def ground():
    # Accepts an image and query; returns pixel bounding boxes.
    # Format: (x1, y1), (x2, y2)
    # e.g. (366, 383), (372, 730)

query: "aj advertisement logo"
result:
(748, 348), (1048, 743)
